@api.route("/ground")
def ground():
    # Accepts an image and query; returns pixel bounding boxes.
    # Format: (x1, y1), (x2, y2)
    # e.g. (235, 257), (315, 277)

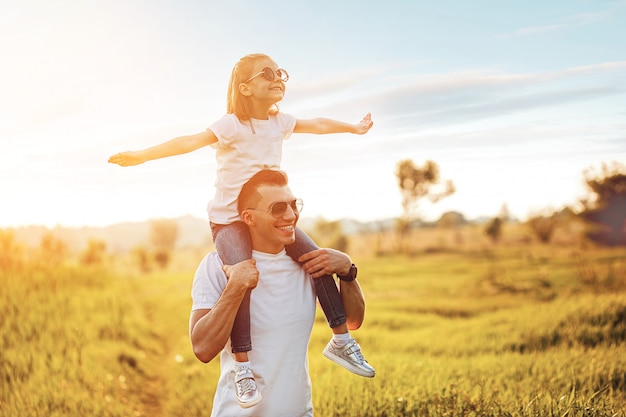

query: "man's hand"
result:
(222, 259), (259, 289)
(297, 249), (352, 279)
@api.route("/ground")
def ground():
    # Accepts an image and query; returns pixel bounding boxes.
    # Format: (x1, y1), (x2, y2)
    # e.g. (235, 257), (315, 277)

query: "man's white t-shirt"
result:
(207, 113), (297, 225)
(191, 250), (317, 417)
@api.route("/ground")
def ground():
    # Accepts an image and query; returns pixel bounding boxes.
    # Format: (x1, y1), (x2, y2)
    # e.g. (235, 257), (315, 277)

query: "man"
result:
(189, 169), (373, 416)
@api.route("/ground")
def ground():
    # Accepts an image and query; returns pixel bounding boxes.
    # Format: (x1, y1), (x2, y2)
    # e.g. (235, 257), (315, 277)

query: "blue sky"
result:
(2, 0), (625, 227)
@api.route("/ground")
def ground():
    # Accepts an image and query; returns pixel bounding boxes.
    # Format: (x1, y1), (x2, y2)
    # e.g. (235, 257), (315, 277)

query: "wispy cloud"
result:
(503, 9), (611, 38)
(288, 61), (626, 131)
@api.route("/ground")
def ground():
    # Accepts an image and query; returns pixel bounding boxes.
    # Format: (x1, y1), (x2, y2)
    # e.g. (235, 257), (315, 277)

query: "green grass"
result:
(1, 245), (625, 416)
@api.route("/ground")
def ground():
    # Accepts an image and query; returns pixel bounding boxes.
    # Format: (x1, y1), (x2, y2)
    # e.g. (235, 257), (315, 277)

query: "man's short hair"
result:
(238, 170), (289, 215)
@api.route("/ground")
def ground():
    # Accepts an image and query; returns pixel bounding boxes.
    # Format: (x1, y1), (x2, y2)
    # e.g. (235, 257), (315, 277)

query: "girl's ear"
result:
(239, 83), (252, 96)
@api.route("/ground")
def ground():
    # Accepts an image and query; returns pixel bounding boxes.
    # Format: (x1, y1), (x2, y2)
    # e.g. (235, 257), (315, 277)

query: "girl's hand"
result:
(354, 112), (373, 135)
(108, 151), (144, 167)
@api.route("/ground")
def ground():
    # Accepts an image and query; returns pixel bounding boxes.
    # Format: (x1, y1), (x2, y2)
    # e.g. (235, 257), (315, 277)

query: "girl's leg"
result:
(286, 227), (375, 378)
(213, 222), (264, 406)
(211, 222), (253, 355)
(285, 227), (347, 329)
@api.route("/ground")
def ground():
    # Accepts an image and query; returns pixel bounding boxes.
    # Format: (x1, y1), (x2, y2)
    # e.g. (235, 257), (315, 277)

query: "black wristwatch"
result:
(337, 263), (357, 282)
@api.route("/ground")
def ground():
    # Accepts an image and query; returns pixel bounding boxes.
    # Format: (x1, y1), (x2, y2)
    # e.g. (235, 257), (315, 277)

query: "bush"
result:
(527, 214), (558, 243)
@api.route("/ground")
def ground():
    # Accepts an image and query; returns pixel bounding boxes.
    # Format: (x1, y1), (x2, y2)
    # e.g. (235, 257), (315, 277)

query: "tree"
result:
(149, 219), (179, 269)
(498, 203), (512, 222)
(37, 232), (68, 268)
(394, 159), (455, 254)
(0, 230), (24, 272)
(437, 211), (466, 228)
(527, 213), (558, 244)
(80, 239), (107, 266)
(154, 250), (171, 270)
(313, 219), (348, 253)
(395, 159), (455, 224)
(132, 246), (152, 273)
(485, 217), (503, 243)
(579, 162), (626, 246)
(150, 219), (179, 249)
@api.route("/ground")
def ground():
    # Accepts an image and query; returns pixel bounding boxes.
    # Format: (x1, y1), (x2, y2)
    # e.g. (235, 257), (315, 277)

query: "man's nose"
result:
(282, 205), (298, 220)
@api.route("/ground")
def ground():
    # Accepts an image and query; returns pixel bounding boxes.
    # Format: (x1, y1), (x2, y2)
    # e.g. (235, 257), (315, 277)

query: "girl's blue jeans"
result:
(211, 221), (347, 353)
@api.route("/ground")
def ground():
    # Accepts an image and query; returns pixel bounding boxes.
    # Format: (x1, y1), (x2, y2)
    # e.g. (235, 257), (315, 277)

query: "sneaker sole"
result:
(323, 349), (375, 378)
(238, 392), (262, 409)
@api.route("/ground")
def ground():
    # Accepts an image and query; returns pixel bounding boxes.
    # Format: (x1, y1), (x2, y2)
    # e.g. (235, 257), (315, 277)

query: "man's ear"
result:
(241, 209), (255, 226)
(239, 83), (252, 97)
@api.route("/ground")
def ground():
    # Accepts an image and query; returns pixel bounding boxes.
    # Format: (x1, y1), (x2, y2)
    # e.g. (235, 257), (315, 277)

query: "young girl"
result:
(109, 53), (375, 408)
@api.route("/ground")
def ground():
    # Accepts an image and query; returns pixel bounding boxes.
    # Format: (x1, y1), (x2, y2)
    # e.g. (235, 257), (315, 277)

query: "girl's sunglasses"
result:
(244, 67), (289, 83)
(246, 198), (303, 218)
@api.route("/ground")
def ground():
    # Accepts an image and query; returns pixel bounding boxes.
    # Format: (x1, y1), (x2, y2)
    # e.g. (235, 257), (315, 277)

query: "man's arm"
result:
(108, 130), (218, 166)
(338, 279), (365, 331)
(296, 249), (366, 330)
(293, 113), (373, 135)
(189, 259), (258, 363)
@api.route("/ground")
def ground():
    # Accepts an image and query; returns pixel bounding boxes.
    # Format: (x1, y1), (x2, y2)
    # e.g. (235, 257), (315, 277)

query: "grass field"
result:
(2, 234), (626, 416)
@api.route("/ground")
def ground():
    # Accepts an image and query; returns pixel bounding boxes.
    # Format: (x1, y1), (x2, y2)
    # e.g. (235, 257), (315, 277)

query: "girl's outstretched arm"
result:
(293, 113), (373, 135)
(108, 130), (218, 166)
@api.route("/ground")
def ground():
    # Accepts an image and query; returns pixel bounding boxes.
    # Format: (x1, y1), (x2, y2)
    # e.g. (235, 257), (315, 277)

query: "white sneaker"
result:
(323, 338), (375, 378)
(233, 365), (262, 408)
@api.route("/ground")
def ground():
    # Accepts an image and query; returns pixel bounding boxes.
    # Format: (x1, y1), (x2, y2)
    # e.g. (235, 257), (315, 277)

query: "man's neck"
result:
(251, 244), (285, 255)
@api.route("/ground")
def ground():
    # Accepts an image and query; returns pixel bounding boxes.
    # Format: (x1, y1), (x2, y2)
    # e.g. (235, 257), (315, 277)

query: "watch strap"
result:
(337, 263), (357, 281)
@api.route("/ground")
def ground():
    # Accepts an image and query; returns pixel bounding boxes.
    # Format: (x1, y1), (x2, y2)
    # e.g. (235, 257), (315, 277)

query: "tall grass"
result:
(2, 243), (625, 416)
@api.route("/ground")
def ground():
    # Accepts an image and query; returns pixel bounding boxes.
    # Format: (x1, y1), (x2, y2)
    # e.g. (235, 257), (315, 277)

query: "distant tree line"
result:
(2, 160), (623, 271)
(0, 218), (180, 274)
(394, 158), (626, 249)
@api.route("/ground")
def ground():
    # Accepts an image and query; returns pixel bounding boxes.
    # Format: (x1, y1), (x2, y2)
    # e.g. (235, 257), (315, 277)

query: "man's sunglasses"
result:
(246, 198), (303, 218)
(244, 67), (289, 84)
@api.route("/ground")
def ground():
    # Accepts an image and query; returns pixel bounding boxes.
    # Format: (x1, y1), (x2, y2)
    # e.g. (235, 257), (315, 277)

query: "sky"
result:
(2, 0), (625, 228)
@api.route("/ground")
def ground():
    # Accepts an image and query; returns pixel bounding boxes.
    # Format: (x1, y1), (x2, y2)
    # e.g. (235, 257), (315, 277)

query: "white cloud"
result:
(505, 8), (611, 37)
(283, 61), (626, 137)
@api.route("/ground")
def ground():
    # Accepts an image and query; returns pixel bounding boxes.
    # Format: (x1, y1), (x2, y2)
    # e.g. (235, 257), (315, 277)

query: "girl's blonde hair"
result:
(227, 53), (280, 121)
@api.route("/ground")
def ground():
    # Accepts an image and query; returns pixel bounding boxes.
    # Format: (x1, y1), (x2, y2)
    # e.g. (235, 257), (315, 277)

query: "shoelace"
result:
(236, 377), (257, 395)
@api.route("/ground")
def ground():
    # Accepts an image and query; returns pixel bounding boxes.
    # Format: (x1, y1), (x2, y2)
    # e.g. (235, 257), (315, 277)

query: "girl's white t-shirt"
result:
(207, 113), (297, 224)
(191, 250), (317, 417)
